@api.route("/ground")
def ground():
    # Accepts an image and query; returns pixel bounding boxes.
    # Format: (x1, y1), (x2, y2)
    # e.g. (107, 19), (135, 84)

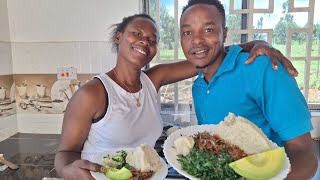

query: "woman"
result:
(54, 14), (298, 180)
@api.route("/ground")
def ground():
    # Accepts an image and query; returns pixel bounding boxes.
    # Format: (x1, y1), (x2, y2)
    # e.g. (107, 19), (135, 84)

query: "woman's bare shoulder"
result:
(67, 78), (106, 114)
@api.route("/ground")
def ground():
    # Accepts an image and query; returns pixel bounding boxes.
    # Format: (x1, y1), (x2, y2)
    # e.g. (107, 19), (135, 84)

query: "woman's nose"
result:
(139, 37), (149, 46)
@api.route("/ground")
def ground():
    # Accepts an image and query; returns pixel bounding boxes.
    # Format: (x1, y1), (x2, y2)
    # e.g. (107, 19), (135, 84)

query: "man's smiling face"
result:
(180, 4), (227, 69)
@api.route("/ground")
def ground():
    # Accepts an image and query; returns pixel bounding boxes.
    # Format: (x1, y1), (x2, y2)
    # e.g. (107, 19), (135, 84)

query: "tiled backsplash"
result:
(0, 73), (95, 138)
(14, 74), (94, 114)
(0, 74), (95, 116)
(11, 42), (116, 74)
(0, 75), (15, 117)
(0, 42), (13, 75)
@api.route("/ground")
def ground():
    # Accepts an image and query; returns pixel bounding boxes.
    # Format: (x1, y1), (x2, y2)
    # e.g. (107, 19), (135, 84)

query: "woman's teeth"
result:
(134, 48), (146, 55)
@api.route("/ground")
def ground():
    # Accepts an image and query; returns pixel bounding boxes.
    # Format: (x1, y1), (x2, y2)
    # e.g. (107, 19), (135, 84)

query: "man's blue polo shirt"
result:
(192, 45), (313, 146)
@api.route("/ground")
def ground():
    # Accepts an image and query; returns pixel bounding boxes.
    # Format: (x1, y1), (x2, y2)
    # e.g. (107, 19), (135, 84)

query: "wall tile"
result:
(98, 43), (117, 72)
(12, 42), (77, 74)
(0, 42), (13, 75)
(91, 42), (117, 73)
(11, 42), (116, 74)
(78, 42), (92, 73)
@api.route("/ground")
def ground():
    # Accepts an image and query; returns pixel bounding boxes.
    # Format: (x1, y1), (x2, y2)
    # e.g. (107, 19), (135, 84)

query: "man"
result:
(179, 0), (318, 179)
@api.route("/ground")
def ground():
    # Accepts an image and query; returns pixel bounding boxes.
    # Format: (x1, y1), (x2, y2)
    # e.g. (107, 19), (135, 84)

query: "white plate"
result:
(163, 125), (291, 180)
(90, 148), (168, 180)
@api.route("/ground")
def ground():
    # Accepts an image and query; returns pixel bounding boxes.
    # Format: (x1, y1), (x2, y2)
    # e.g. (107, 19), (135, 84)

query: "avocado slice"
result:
(105, 167), (133, 180)
(229, 147), (285, 180)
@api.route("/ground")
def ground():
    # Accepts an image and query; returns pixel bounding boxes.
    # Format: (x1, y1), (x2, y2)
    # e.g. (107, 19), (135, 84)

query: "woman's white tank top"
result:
(81, 72), (163, 161)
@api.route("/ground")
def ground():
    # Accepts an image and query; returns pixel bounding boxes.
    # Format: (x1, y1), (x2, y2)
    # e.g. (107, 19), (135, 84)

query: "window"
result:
(145, 0), (197, 125)
(146, 0), (320, 123)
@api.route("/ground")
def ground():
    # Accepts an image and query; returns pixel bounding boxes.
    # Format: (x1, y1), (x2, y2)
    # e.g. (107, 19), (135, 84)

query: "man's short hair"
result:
(181, 0), (226, 27)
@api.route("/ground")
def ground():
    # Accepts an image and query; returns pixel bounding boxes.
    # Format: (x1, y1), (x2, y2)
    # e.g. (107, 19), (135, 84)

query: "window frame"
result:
(144, 0), (320, 111)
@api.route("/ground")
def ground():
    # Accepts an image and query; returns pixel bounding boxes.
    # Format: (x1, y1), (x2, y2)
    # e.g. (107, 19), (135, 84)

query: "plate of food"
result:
(163, 113), (291, 180)
(90, 144), (168, 180)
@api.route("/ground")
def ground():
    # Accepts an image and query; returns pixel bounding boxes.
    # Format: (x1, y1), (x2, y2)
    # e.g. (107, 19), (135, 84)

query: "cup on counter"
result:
(0, 87), (6, 100)
(36, 85), (46, 98)
(16, 85), (27, 99)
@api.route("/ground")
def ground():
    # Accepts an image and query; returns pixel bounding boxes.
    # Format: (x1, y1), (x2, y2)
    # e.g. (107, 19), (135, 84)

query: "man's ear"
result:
(115, 32), (122, 44)
(223, 27), (228, 43)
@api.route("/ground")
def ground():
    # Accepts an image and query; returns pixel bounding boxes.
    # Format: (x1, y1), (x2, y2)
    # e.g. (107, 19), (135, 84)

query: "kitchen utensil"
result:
(0, 154), (19, 170)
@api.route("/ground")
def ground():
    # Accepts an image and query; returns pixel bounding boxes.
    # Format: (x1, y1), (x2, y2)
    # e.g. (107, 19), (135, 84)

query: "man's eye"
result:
(183, 31), (191, 36)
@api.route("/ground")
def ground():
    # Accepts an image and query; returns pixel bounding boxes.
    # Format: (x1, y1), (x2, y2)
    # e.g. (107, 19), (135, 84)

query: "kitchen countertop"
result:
(1, 125), (319, 180)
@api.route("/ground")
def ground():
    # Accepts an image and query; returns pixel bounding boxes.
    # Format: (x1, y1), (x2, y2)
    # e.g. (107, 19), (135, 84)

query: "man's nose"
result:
(191, 33), (204, 45)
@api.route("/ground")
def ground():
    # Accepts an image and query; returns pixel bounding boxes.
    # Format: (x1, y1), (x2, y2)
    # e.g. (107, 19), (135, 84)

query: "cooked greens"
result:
(177, 148), (242, 180)
(103, 150), (131, 169)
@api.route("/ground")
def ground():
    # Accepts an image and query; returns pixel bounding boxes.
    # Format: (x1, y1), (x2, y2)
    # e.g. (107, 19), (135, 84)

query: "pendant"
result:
(136, 99), (141, 107)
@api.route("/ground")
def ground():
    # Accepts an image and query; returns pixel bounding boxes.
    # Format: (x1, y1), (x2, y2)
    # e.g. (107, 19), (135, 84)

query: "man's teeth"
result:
(134, 48), (146, 55)
(195, 50), (207, 54)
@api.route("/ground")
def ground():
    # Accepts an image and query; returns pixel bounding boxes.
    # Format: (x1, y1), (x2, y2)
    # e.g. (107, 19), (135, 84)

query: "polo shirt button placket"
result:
(207, 90), (210, 94)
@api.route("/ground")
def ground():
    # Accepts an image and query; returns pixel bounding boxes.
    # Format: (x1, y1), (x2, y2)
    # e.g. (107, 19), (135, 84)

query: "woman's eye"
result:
(183, 31), (191, 36)
(134, 32), (141, 36)
(149, 40), (157, 45)
(205, 29), (213, 33)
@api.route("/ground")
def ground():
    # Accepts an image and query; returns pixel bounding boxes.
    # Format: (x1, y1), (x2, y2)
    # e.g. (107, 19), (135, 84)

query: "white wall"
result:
(0, 0), (13, 75)
(7, 0), (140, 42)
(0, 0), (10, 41)
(7, 0), (141, 74)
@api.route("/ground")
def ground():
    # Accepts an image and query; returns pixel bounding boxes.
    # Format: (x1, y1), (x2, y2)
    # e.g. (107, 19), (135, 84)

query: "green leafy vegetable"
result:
(177, 148), (242, 180)
(103, 150), (131, 169)
(111, 150), (127, 169)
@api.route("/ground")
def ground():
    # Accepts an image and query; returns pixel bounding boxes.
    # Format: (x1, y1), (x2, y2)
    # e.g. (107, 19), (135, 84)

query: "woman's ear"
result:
(115, 32), (122, 44)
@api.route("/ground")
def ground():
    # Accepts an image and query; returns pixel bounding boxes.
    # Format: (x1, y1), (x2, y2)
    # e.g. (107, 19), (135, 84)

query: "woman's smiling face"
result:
(116, 17), (159, 68)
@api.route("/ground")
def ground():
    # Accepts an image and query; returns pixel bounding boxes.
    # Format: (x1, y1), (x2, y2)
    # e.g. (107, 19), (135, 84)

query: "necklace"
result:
(112, 69), (142, 107)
